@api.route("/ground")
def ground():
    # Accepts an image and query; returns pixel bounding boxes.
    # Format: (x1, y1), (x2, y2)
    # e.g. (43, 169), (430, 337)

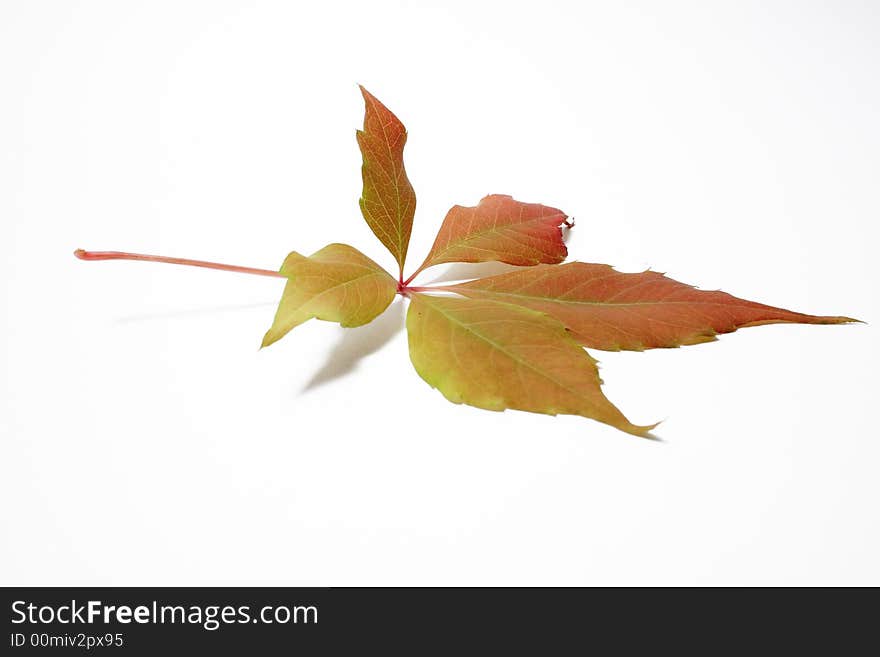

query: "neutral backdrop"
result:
(2, 1), (877, 586)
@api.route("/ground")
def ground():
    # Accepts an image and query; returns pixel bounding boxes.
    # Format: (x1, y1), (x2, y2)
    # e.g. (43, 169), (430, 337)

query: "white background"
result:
(2, 1), (877, 586)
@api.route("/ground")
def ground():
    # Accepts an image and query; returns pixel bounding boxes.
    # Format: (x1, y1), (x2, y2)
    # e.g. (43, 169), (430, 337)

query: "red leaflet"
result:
(446, 263), (857, 351)
(356, 86), (417, 280)
(406, 194), (570, 283)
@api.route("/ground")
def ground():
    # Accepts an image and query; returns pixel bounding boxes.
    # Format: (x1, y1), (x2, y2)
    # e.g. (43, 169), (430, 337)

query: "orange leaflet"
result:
(406, 194), (571, 282)
(356, 86), (416, 280)
(445, 263), (858, 351)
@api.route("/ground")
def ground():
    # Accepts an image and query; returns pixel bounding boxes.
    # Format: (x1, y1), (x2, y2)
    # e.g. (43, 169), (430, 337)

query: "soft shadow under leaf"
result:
(302, 298), (405, 392)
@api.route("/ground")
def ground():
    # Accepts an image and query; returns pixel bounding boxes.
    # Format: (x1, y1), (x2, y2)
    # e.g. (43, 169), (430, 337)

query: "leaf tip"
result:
(630, 420), (663, 440)
(358, 84), (376, 105)
(260, 330), (279, 350)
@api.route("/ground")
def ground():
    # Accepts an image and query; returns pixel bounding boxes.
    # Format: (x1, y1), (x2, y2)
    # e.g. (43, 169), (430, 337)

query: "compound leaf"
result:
(406, 292), (656, 436)
(447, 263), (857, 351)
(262, 243), (397, 348)
(356, 86), (416, 279)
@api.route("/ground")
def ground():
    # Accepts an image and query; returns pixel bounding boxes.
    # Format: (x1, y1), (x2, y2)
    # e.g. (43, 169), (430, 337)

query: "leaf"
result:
(406, 292), (656, 436)
(356, 86), (417, 279)
(409, 194), (570, 279)
(261, 243), (397, 348)
(446, 263), (858, 351)
(76, 86), (861, 438)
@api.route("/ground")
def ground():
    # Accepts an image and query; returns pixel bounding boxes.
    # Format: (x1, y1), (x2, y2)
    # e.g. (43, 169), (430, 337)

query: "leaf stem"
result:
(401, 268), (422, 288)
(74, 249), (460, 296)
(73, 249), (285, 278)
(405, 285), (451, 294)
